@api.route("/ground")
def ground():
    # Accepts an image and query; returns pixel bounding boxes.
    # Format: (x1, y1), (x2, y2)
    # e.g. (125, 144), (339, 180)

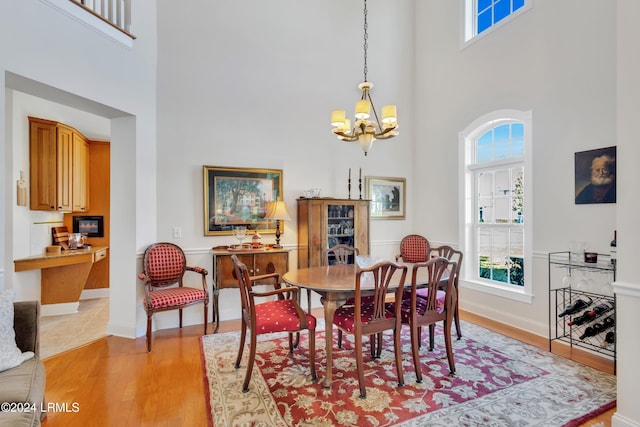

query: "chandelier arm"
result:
(366, 91), (384, 133)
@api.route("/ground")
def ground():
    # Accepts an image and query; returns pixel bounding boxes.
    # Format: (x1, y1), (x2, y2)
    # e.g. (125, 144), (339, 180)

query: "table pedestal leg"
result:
(321, 296), (343, 389)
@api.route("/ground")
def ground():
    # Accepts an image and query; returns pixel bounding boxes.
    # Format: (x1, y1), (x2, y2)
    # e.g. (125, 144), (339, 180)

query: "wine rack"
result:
(548, 251), (616, 370)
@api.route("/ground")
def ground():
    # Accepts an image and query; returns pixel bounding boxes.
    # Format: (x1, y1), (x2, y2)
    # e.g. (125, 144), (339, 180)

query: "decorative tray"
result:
(227, 245), (268, 252)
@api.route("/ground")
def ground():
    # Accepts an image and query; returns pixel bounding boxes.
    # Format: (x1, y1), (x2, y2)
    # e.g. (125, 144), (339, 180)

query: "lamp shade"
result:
(381, 105), (397, 124)
(265, 200), (291, 221)
(355, 100), (370, 119)
(331, 110), (346, 127)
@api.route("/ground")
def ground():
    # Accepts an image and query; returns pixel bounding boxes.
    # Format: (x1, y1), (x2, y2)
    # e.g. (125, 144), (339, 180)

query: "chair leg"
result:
(146, 313), (153, 352)
(428, 324), (435, 351)
(179, 308), (183, 329)
(443, 320), (456, 374)
(355, 332), (366, 399)
(242, 332), (257, 393)
(410, 323), (423, 383)
(203, 303), (208, 335)
(338, 330), (344, 349)
(235, 322), (247, 369)
(454, 302), (462, 339)
(306, 289), (312, 314)
(394, 327), (405, 388)
(309, 328), (317, 382)
(288, 333), (294, 353)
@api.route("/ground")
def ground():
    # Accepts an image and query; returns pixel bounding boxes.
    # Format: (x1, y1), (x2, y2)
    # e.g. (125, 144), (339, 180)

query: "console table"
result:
(211, 247), (290, 332)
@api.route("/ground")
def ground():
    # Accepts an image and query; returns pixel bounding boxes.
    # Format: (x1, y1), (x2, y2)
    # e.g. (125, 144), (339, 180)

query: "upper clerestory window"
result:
(463, 0), (531, 45)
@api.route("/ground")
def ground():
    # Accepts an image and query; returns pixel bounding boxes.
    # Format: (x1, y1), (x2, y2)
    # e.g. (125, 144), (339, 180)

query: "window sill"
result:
(461, 278), (533, 303)
(41, 0), (134, 48)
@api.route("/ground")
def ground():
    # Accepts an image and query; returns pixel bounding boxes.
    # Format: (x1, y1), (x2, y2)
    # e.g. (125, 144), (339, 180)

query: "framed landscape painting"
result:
(203, 166), (282, 235)
(365, 176), (406, 220)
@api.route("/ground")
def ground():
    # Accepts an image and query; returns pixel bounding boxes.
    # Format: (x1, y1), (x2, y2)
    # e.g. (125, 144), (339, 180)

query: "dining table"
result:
(282, 261), (441, 389)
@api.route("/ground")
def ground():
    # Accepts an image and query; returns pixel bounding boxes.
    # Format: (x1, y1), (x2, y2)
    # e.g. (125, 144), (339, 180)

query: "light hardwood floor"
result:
(40, 309), (615, 427)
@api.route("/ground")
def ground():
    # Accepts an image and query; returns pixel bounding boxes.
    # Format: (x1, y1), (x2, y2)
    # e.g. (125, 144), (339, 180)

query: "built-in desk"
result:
(14, 246), (108, 315)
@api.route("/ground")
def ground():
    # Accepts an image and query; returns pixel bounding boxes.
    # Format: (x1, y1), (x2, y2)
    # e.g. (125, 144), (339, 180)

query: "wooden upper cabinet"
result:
(29, 117), (90, 212)
(72, 132), (89, 212)
(29, 118), (58, 210)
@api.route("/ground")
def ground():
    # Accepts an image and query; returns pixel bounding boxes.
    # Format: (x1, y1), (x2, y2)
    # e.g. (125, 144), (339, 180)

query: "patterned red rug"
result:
(201, 321), (615, 426)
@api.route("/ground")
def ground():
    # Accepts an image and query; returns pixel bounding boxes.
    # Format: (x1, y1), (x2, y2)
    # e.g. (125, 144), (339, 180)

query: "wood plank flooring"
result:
(40, 309), (615, 427)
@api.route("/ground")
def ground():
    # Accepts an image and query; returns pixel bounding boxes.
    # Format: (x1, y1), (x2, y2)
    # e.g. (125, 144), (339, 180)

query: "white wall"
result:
(1, 0), (158, 338)
(154, 0), (418, 323)
(412, 1), (618, 336)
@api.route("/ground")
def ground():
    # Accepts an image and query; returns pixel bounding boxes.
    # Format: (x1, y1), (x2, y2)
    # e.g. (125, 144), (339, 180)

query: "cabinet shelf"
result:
(548, 251), (616, 371)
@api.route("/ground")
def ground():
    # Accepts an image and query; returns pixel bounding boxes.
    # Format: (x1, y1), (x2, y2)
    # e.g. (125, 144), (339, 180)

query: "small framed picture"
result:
(365, 176), (406, 219)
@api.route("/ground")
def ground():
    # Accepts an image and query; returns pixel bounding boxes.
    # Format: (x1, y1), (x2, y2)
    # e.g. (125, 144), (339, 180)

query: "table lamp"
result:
(265, 200), (291, 248)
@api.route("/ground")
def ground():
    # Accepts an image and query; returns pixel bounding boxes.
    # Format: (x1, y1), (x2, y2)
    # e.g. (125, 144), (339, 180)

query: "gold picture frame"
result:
(365, 176), (406, 220)
(203, 166), (283, 235)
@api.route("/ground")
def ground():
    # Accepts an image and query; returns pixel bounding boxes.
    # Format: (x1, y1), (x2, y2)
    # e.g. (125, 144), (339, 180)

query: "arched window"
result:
(459, 110), (532, 302)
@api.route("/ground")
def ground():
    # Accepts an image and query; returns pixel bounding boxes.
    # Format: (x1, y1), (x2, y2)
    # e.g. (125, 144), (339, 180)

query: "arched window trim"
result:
(458, 109), (533, 303)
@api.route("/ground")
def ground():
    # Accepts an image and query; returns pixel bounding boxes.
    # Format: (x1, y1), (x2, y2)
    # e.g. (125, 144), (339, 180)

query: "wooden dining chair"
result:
(333, 260), (408, 398)
(137, 242), (209, 352)
(391, 257), (457, 383)
(395, 234), (430, 263)
(429, 245), (463, 340)
(231, 254), (317, 393)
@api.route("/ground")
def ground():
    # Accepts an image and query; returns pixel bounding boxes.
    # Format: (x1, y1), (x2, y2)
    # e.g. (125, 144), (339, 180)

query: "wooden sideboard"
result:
(211, 247), (289, 332)
(14, 246), (108, 309)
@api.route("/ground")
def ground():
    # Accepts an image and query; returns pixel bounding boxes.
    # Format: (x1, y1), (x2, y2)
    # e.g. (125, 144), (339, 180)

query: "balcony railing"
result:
(71, 0), (133, 38)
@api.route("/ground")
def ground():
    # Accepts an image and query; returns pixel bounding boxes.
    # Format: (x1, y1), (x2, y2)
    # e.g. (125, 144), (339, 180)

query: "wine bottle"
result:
(610, 230), (617, 265)
(579, 316), (614, 340)
(600, 331), (615, 348)
(568, 303), (612, 326)
(558, 298), (592, 317)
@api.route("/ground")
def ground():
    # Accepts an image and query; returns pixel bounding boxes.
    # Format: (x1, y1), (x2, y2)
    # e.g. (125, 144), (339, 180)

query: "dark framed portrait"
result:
(574, 146), (616, 204)
(203, 166), (282, 235)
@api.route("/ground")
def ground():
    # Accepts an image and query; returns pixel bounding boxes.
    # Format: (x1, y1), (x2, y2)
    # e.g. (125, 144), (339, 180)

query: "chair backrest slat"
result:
(323, 244), (359, 266)
(355, 261), (407, 324)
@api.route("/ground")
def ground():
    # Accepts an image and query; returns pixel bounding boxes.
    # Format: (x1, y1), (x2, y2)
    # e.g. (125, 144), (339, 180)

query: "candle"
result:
(359, 168), (362, 180)
(349, 168), (351, 180)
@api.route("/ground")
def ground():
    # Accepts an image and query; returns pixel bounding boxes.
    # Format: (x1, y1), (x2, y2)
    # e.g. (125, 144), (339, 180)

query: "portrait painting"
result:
(574, 146), (616, 204)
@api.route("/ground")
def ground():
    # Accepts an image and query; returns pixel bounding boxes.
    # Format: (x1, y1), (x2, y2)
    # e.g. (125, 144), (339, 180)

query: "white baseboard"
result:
(80, 288), (110, 299)
(41, 302), (79, 316)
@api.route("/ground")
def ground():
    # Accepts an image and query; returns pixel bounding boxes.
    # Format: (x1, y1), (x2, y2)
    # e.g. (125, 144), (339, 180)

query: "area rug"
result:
(201, 321), (616, 426)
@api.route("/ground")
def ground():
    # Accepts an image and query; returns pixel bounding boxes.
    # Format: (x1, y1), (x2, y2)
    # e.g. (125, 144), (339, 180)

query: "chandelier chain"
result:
(363, 0), (368, 82)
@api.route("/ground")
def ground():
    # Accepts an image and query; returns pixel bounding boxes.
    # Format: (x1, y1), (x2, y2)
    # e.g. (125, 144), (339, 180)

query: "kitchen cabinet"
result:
(297, 197), (370, 268)
(29, 117), (89, 212)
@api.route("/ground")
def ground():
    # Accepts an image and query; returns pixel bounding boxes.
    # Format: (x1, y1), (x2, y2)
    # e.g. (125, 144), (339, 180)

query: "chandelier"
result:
(330, 0), (399, 156)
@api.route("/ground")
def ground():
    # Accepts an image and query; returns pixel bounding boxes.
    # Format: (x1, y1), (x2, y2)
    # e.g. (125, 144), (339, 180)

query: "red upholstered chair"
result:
(395, 234), (430, 263)
(138, 242), (209, 352)
(231, 254), (317, 393)
(333, 261), (407, 399)
(390, 257), (457, 382)
(430, 245), (463, 340)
